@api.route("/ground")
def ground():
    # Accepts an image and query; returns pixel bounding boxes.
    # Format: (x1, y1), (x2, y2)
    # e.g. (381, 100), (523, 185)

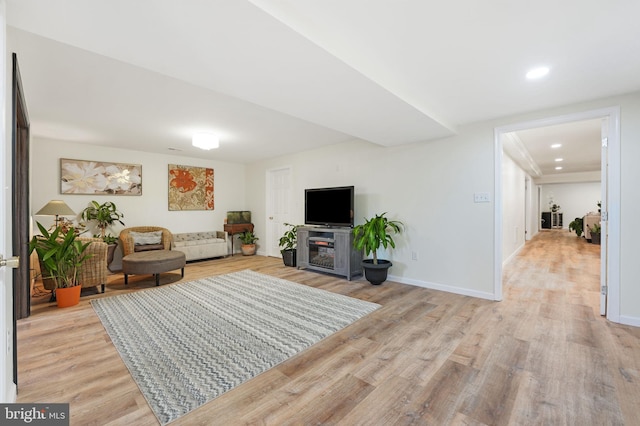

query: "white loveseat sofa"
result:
(172, 231), (228, 261)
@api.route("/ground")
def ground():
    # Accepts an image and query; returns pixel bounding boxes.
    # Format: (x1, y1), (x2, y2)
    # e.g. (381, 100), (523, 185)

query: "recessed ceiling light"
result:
(555, 166), (563, 170)
(551, 143), (562, 148)
(555, 158), (563, 162)
(526, 66), (550, 79)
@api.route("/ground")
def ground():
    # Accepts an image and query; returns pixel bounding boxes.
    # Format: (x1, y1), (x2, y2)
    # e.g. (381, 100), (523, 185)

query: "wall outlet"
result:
(474, 192), (491, 203)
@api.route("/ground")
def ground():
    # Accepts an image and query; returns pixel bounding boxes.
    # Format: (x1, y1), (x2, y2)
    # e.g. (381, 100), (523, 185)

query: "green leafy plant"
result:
(29, 222), (92, 288)
(80, 200), (125, 243)
(569, 217), (583, 237)
(590, 223), (601, 234)
(278, 223), (299, 252)
(238, 230), (259, 245)
(352, 212), (403, 264)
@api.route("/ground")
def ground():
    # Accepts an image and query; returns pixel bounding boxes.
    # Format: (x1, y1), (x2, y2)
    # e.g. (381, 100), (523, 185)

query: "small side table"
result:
(224, 223), (254, 255)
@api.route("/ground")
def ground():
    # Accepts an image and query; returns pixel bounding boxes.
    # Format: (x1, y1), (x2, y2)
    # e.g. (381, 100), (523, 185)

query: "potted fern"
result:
(352, 212), (403, 285)
(29, 222), (92, 307)
(278, 223), (299, 267)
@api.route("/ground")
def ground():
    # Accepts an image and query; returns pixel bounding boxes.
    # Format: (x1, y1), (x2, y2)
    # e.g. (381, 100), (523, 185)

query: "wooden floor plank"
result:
(16, 230), (640, 425)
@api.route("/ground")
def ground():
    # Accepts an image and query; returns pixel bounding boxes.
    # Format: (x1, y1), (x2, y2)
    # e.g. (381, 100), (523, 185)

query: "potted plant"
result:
(352, 212), (403, 285)
(238, 229), (259, 256)
(29, 222), (92, 307)
(590, 223), (601, 245)
(80, 200), (125, 263)
(568, 217), (583, 237)
(278, 223), (299, 267)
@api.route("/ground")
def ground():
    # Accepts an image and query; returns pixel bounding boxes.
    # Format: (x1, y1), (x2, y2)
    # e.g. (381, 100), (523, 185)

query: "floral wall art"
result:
(60, 158), (142, 195)
(168, 164), (214, 211)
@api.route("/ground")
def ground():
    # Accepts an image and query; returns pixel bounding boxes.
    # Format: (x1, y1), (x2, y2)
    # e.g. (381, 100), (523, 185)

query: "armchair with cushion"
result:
(38, 236), (109, 295)
(119, 226), (173, 256)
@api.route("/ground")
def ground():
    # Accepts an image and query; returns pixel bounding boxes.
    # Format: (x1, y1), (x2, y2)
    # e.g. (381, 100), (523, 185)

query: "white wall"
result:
(502, 154), (527, 263)
(540, 182), (601, 229)
(247, 131), (497, 300)
(31, 138), (247, 237)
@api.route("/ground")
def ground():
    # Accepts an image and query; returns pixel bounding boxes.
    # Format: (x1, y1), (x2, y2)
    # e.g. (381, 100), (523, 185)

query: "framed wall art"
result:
(168, 164), (214, 211)
(60, 158), (142, 195)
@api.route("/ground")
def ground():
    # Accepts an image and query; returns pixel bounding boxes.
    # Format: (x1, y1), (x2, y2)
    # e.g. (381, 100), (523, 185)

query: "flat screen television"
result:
(305, 186), (354, 227)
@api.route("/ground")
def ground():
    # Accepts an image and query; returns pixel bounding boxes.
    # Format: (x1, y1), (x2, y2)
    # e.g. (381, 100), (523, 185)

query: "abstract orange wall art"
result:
(168, 164), (214, 210)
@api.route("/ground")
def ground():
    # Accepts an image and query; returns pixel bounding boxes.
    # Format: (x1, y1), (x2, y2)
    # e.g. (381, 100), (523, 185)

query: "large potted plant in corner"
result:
(353, 212), (403, 285)
(278, 223), (299, 267)
(80, 200), (125, 265)
(238, 229), (259, 256)
(29, 222), (92, 308)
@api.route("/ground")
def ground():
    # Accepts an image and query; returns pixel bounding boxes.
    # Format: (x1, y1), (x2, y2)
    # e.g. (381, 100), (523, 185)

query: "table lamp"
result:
(34, 200), (76, 227)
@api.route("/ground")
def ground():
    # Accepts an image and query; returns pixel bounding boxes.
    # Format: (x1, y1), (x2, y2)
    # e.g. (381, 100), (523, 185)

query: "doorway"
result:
(265, 166), (293, 258)
(494, 106), (620, 322)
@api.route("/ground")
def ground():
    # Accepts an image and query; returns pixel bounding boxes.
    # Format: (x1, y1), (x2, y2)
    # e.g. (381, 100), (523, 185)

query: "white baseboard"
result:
(502, 242), (525, 267)
(618, 315), (640, 328)
(387, 274), (496, 301)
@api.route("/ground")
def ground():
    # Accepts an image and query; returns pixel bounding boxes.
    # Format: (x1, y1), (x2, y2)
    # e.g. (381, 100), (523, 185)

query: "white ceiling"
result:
(503, 118), (603, 178)
(6, 0), (640, 166)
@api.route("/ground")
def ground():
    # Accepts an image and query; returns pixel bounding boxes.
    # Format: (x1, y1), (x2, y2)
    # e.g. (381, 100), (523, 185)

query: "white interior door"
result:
(265, 167), (293, 258)
(600, 119), (609, 316)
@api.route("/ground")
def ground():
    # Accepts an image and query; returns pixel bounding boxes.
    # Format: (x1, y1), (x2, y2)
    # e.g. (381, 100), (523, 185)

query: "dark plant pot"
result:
(591, 233), (601, 245)
(362, 259), (392, 285)
(241, 244), (256, 256)
(282, 249), (297, 267)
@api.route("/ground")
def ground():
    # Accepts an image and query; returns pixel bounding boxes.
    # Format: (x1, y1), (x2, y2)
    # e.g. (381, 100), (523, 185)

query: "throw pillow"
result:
(130, 231), (163, 245)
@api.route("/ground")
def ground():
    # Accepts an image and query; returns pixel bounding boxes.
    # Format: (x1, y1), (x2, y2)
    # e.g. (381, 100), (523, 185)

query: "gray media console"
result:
(296, 226), (362, 280)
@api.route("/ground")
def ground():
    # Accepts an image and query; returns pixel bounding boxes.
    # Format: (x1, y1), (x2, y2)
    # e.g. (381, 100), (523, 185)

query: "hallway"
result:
(503, 229), (601, 315)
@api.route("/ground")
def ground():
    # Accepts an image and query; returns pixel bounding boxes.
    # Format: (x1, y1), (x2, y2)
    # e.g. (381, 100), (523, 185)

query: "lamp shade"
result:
(35, 200), (76, 217)
(192, 133), (219, 150)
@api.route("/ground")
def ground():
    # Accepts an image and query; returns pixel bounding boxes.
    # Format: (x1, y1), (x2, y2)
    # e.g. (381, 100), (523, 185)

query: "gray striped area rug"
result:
(91, 269), (380, 425)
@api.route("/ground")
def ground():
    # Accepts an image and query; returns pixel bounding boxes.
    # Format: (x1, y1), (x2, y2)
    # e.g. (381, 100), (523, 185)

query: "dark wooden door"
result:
(12, 53), (30, 387)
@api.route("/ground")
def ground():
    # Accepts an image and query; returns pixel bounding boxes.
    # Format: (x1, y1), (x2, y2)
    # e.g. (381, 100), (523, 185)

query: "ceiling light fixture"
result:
(555, 158), (563, 162)
(551, 143), (562, 148)
(192, 133), (219, 150)
(555, 166), (563, 170)
(526, 66), (550, 79)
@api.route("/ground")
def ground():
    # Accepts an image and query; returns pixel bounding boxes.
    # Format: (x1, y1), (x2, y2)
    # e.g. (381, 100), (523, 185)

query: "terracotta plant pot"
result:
(241, 244), (256, 256)
(55, 285), (81, 308)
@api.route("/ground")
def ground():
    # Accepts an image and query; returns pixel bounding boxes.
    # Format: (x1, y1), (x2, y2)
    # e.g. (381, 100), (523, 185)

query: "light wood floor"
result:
(17, 230), (640, 425)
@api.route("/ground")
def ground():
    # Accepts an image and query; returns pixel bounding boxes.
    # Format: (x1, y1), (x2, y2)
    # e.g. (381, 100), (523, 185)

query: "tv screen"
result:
(305, 186), (354, 227)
